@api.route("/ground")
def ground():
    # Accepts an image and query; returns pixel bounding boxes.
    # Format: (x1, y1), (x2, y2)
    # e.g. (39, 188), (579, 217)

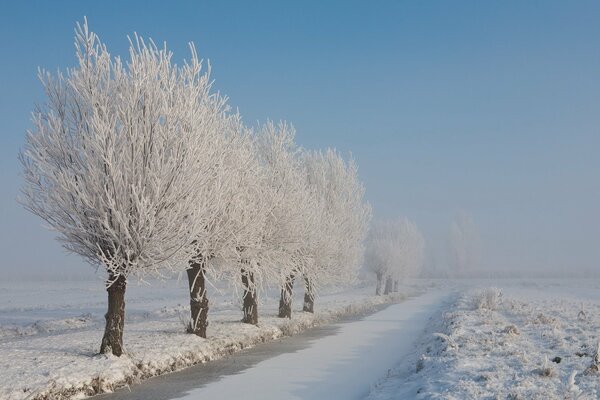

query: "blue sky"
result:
(0, 1), (599, 279)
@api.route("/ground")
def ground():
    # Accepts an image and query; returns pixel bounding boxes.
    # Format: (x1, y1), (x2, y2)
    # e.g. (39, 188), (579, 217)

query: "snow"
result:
(158, 289), (451, 400)
(0, 279), (422, 400)
(7, 279), (600, 400)
(367, 280), (600, 400)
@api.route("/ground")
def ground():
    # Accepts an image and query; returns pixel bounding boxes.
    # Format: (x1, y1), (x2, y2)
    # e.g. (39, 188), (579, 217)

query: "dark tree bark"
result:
(303, 276), (314, 313)
(100, 274), (127, 356)
(384, 275), (393, 295)
(241, 268), (258, 325)
(375, 272), (384, 295)
(186, 257), (209, 338)
(393, 280), (399, 292)
(278, 273), (295, 318)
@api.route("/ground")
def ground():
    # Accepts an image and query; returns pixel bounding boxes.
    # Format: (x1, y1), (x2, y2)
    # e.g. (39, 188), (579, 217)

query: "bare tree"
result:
(19, 20), (222, 355)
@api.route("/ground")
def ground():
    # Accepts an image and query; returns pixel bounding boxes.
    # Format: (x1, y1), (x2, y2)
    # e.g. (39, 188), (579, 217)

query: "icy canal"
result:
(99, 291), (449, 400)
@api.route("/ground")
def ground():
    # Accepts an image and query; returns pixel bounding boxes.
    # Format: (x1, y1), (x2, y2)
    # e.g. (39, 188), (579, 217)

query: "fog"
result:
(0, 1), (598, 280)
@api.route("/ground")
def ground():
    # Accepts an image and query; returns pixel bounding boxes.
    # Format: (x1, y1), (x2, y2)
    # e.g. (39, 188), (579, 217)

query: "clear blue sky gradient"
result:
(0, 1), (598, 279)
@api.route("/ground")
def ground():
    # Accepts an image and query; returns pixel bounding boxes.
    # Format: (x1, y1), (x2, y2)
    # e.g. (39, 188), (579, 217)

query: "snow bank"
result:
(368, 282), (600, 399)
(0, 282), (415, 400)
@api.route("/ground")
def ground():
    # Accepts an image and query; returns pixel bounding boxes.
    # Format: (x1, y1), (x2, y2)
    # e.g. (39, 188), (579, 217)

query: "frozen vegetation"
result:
(19, 19), (371, 357)
(368, 280), (600, 400)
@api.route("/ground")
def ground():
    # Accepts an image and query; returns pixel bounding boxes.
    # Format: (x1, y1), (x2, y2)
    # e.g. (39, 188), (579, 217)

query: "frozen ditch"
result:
(98, 290), (451, 400)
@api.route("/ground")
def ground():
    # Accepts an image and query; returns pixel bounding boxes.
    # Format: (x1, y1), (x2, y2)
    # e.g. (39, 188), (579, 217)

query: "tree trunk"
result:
(278, 274), (295, 318)
(393, 280), (399, 292)
(241, 268), (258, 325)
(186, 257), (209, 338)
(375, 272), (384, 295)
(303, 276), (314, 313)
(100, 274), (127, 356)
(384, 275), (393, 295)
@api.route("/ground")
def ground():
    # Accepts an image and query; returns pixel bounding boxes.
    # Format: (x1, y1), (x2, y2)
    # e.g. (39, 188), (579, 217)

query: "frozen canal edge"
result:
(99, 290), (452, 400)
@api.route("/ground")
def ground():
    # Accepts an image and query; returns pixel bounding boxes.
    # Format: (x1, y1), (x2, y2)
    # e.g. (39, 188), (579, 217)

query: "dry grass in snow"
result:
(369, 281), (600, 400)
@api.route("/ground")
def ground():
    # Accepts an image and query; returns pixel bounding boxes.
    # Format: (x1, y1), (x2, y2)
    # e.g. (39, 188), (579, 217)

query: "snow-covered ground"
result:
(0, 278), (427, 400)
(6, 278), (600, 400)
(368, 279), (600, 400)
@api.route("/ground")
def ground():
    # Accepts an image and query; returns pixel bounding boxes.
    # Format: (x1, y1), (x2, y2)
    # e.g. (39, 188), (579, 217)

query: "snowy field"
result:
(368, 279), (600, 400)
(4, 279), (600, 400)
(0, 278), (425, 400)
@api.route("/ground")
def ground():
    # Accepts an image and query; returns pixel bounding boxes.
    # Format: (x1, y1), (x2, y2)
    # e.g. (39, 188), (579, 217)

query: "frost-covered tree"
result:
(386, 219), (424, 293)
(19, 20), (225, 355)
(184, 115), (265, 336)
(449, 211), (479, 278)
(365, 220), (393, 295)
(227, 121), (314, 323)
(186, 119), (299, 328)
(246, 122), (319, 319)
(366, 221), (388, 294)
(229, 129), (276, 326)
(302, 149), (371, 312)
(365, 218), (425, 295)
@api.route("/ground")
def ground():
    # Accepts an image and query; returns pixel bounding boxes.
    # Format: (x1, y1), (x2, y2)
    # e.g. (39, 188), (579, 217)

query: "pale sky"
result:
(0, 1), (598, 279)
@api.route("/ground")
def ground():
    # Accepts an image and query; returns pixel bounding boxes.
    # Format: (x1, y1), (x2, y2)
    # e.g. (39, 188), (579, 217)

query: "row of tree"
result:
(19, 20), (371, 356)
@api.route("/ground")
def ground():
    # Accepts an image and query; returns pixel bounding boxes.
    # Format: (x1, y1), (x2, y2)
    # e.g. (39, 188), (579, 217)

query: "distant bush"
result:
(473, 287), (503, 311)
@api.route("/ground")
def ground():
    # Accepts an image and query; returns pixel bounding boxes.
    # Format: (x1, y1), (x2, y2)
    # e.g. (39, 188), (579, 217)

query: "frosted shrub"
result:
(503, 324), (520, 335)
(416, 355), (426, 373)
(473, 287), (503, 311)
(585, 342), (600, 374)
(536, 356), (557, 378)
(433, 332), (457, 351)
(531, 312), (560, 328)
(177, 310), (194, 334)
(577, 305), (587, 321)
